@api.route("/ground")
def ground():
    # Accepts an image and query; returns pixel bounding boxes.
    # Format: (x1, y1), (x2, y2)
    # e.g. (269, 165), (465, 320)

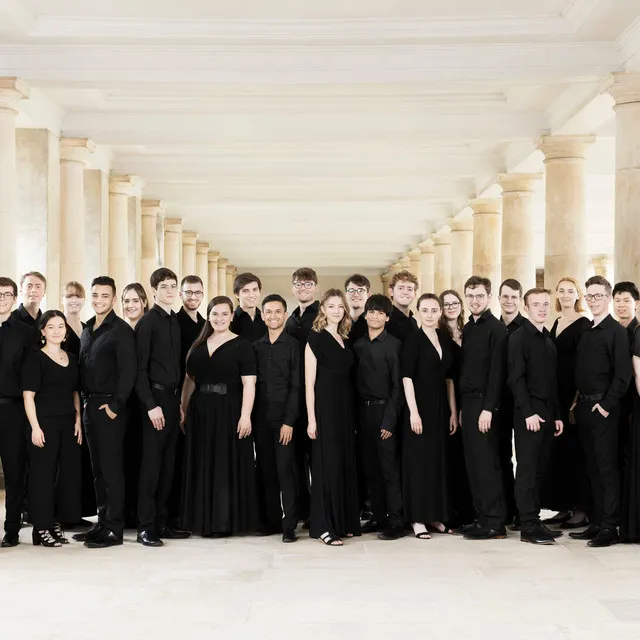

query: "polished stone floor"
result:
(2, 517), (640, 640)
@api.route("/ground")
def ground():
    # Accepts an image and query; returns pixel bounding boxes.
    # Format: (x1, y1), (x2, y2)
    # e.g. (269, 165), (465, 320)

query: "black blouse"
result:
(187, 337), (257, 387)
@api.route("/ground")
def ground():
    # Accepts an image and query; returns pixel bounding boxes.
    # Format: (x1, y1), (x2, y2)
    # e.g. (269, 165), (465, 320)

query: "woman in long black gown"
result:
(306, 289), (360, 546)
(540, 277), (591, 527)
(181, 295), (259, 536)
(403, 294), (458, 539)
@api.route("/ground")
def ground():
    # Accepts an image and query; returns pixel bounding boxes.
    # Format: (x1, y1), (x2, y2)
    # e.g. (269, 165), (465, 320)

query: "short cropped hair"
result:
(499, 279), (523, 296)
(20, 271), (47, 289)
(180, 275), (203, 289)
(364, 294), (392, 316)
(233, 272), (262, 296)
(0, 277), (18, 297)
(612, 281), (640, 302)
(389, 270), (419, 291)
(91, 276), (116, 296)
(464, 276), (492, 296)
(344, 274), (371, 292)
(585, 275), (612, 296)
(523, 288), (552, 306)
(150, 267), (178, 290)
(63, 281), (86, 298)
(291, 267), (318, 285)
(262, 293), (287, 312)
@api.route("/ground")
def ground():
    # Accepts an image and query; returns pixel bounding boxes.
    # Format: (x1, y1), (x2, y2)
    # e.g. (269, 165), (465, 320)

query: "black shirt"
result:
(230, 306), (267, 343)
(135, 304), (182, 411)
(22, 349), (79, 417)
(285, 300), (319, 344)
(176, 307), (205, 386)
(253, 330), (302, 426)
(348, 313), (368, 344)
(626, 316), (639, 340)
(353, 329), (402, 432)
(575, 314), (633, 412)
(502, 312), (524, 336)
(507, 318), (559, 419)
(12, 304), (42, 329)
(460, 309), (508, 412)
(386, 306), (418, 345)
(0, 314), (37, 398)
(79, 310), (137, 414)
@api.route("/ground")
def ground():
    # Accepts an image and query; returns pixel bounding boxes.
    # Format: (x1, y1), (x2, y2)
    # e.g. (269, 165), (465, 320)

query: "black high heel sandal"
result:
(32, 528), (62, 548)
(51, 523), (69, 544)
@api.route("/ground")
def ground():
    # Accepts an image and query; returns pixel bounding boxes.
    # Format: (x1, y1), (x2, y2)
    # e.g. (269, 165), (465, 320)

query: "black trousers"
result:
(137, 387), (180, 532)
(575, 401), (620, 529)
(498, 395), (517, 522)
(0, 401), (27, 535)
(357, 402), (402, 528)
(461, 395), (506, 530)
(123, 401), (143, 527)
(255, 412), (299, 532)
(513, 400), (555, 528)
(83, 398), (127, 536)
(28, 413), (82, 529)
(293, 410), (311, 521)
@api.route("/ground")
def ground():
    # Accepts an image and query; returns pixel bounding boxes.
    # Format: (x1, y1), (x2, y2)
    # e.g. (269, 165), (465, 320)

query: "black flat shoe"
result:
(72, 523), (103, 543)
(361, 519), (382, 534)
(282, 530), (298, 543)
(541, 511), (571, 525)
(158, 526), (190, 540)
(587, 528), (619, 548)
(1, 533), (19, 547)
(32, 529), (62, 548)
(85, 530), (123, 549)
(521, 527), (555, 545)
(453, 522), (479, 536)
(464, 526), (507, 540)
(378, 526), (406, 541)
(569, 524), (601, 540)
(137, 530), (164, 547)
(540, 524), (563, 539)
(561, 518), (589, 530)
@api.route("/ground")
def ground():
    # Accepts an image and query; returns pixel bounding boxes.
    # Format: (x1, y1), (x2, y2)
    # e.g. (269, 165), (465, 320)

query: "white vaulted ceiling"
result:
(1, 0), (640, 273)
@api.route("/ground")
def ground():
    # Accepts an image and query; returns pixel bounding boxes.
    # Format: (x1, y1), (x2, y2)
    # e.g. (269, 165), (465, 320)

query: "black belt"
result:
(362, 399), (387, 407)
(0, 397), (20, 405)
(151, 382), (178, 396)
(82, 392), (113, 400)
(198, 383), (227, 395)
(578, 392), (605, 403)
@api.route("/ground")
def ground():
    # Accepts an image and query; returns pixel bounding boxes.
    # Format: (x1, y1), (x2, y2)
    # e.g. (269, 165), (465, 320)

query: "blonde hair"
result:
(312, 289), (352, 339)
(555, 276), (586, 313)
(63, 281), (85, 298)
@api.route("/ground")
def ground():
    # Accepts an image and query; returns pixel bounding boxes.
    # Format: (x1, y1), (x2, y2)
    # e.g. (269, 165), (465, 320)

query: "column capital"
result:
(130, 175), (145, 197)
(208, 251), (220, 264)
(408, 247), (421, 260)
(432, 231), (451, 245)
(182, 231), (198, 246)
(399, 256), (411, 269)
(109, 174), (136, 196)
(536, 135), (595, 162)
(418, 240), (434, 254)
(60, 137), (95, 164)
(0, 77), (30, 111)
(608, 72), (640, 106)
(498, 173), (543, 194)
(196, 242), (210, 256)
(142, 199), (164, 218)
(227, 264), (237, 273)
(218, 257), (229, 268)
(449, 217), (473, 233)
(164, 217), (183, 233)
(470, 198), (502, 215)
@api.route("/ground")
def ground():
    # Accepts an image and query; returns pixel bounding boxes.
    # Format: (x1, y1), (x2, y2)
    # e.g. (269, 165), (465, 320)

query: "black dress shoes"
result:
(361, 519), (383, 534)
(569, 524), (601, 540)
(540, 524), (563, 538)
(282, 530), (298, 543)
(378, 526), (407, 541)
(72, 523), (103, 543)
(85, 529), (123, 549)
(158, 526), (190, 540)
(453, 521), (479, 536)
(464, 526), (507, 540)
(541, 511), (571, 525)
(587, 528), (619, 548)
(1, 533), (19, 547)
(137, 530), (164, 547)
(521, 526), (555, 545)
(509, 516), (521, 532)
(561, 517), (589, 529)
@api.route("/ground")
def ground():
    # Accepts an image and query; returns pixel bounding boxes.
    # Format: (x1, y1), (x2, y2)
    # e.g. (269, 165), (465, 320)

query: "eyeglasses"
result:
(585, 294), (607, 302)
(346, 288), (367, 296)
(0, 292), (15, 300)
(293, 281), (316, 290)
(183, 290), (204, 298)
(465, 294), (486, 301)
(443, 302), (460, 309)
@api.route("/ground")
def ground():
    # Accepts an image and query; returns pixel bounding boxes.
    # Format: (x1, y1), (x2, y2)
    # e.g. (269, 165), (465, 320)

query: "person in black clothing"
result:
(498, 279), (524, 529)
(459, 276), (508, 540)
(23, 310), (82, 547)
(135, 268), (188, 547)
(253, 294), (301, 542)
(12, 271), (46, 329)
(230, 272), (266, 342)
(508, 289), (564, 545)
(76, 276), (137, 549)
(0, 277), (36, 547)
(353, 294), (405, 541)
(385, 270), (418, 345)
(569, 276), (632, 548)
(345, 274), (370, 344)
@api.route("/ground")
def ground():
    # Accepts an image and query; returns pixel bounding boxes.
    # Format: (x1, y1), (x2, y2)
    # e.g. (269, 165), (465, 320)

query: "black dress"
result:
(181, 337), (259, 535)
(402, 329), (452, 524)
(22, 350), (82, 529)
(308, 330), (360, 539)
(540, 316), (591, 512)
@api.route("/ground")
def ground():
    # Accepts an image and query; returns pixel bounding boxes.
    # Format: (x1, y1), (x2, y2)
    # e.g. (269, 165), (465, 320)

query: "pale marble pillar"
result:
(609, 73), (640, 284)
(109, 175), (135, 295)
(400, 256), (411, 272)
(592, 255), (613, 279)
(537, 135), (594, 294)
(418, 241), (435, 294)
(60, 138), (94, 287)
(218, 258), (228, 296)
(163, 217), (183, 285)
(499, 173), (541, 292)
(226, 264), (236, 299)
(0, 78), (29, 278)
(381, 271), (391, 297)
(471, 198), (502, 288)
(129, 178), (144, 282)
(141, 200), (163, 297)
(208, 251), (220, 300)
(449, 218), (473, 295)
(433, 232), (452, 294)
(196, 242), (209, 303)
(84, 169), (110, 277)
(182, 231), (198, 279)
(408, 248), (422, 283)
(391, 262), (402, 275)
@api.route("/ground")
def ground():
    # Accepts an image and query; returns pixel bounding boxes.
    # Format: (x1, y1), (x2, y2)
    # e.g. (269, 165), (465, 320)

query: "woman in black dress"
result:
(22, 310), (82, 547)
(180, 295), (259, 536)
(439, 289), (475, 529)
(306, 289), (360, 546)
(403, 294), (458, 539)
(541, 277), (591, 528)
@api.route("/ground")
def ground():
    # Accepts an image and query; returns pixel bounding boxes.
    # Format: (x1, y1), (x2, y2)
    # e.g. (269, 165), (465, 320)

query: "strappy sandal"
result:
(428, 522), (454, 535)
(52, 522), (69, 544)
(415, 531), (431, 539)
(319, 532), (343, 546)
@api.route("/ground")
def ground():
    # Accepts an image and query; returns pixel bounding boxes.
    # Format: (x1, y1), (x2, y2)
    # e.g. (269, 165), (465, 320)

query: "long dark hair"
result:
(186, 295), (234, 362)
(438, 289), (465, 337)
(38, 309), (69, 345)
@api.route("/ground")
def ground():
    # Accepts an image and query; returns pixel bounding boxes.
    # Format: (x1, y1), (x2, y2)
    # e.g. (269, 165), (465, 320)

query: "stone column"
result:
(109, 175), (135, 294)
(182, 231), (198, 279)
(433, 232), (452, 294)
(381, 271), (391, 297)
(499, 173), (542, 291)
(418, 241), (435, 294)
(218, 258), (228, 296)
(537, 135), (594, 294)
(609, 73), (640, 284)
(59, 138), (94, 287)
(592, 255), (613, 279)
(141, 200), (163, 298)
(471, 198), (502, 286)
(408, 248), (422, 283)
(0, 78), (29, 278)
(399, 256), (411, 272)
(449, 218), (473, 295)
(164, 218), (183, 279)
(226, 264), (236, 299)
(391, 262), (402, 275)
(196, 242), (210, 303)
(130, 178), (144, 282)
(208, 251), (220, 299)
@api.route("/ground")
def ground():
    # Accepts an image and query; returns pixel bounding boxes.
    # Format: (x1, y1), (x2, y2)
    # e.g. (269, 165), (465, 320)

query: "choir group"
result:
(0, 264), (638, 550)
